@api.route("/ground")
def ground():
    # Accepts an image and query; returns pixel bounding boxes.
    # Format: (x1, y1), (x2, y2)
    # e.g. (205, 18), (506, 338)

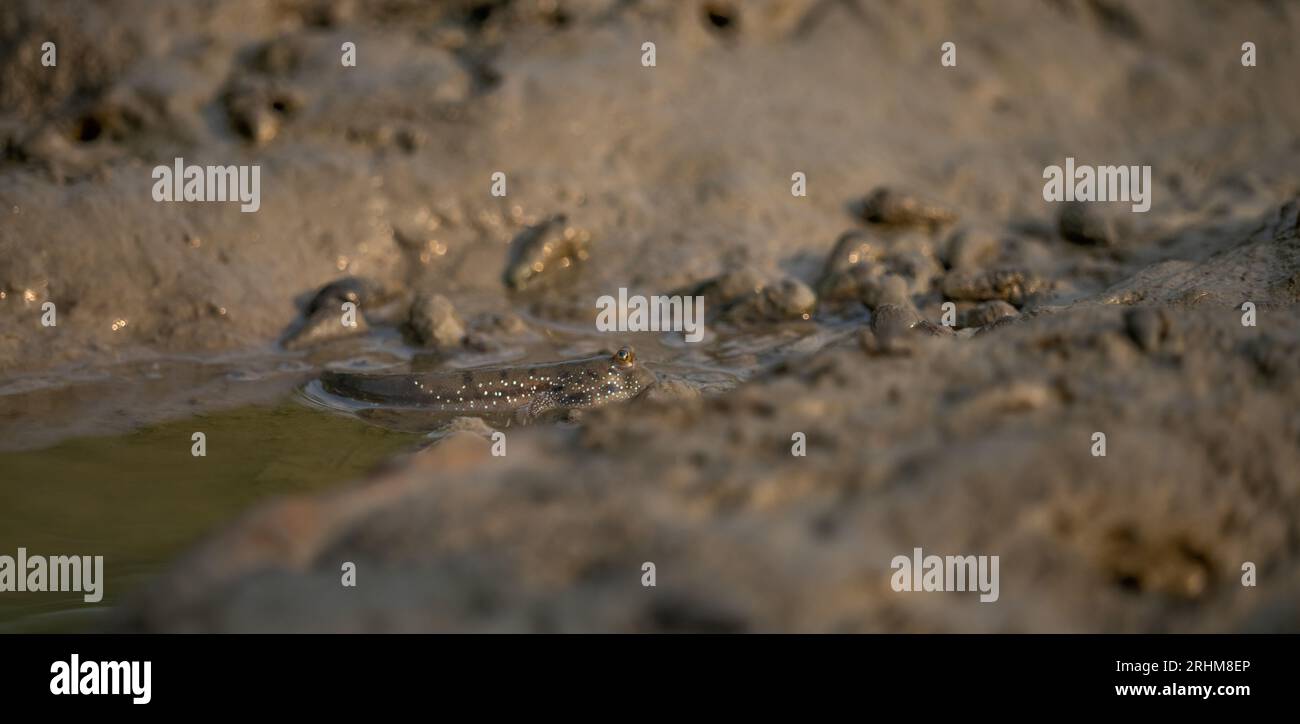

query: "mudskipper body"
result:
(320, 347), (655, 422)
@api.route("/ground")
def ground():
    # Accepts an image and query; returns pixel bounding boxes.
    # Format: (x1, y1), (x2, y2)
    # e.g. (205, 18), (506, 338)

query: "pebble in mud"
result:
(816, 232), (889, 285)
(691, 265), (768, 306)
(959, 300), (1020, 329)
(406, 292), (466, 348)
(1058, 201), (1121, 247)
(303, 276), (387, 316)
(869, 302), (920, 350)
(883, 242), (944, 297)
(819, 230), (942, 303)
(283, 307), (370, 350)
(942, 227), (1005, 270)
(690, 267), (816, 322)
(913, 318), (955, 337)
(503, 214), (591, 291)
(857, 273), (912, 311)
(860, 300), (952, 355)
(872, 302), (928, 334)
(820, 262), (885, 304)
(722, 277), (817, 323)
(941, 268), (1046, 306)
(858, 186), (958, 229)
(282, 276), (395, 350)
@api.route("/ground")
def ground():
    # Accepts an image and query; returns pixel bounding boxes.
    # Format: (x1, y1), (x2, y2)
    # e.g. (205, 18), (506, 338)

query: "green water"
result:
(0, 400), (422, 632)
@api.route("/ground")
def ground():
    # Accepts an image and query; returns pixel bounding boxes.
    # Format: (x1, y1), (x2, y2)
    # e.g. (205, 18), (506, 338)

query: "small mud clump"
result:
(503, 215), (591, 291)
(941, 268), (1047, 306)
(960, 300), (1020, 329)
(406, 292), (466, 349)
(858, 187), (958, 229)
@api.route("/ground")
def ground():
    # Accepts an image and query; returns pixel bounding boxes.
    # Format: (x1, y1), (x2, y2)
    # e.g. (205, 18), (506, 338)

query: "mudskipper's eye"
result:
(613, 347), (635, 367)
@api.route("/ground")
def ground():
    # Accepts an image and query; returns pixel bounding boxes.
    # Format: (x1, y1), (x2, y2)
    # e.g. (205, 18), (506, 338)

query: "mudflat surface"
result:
(2, 0), (1298, 632)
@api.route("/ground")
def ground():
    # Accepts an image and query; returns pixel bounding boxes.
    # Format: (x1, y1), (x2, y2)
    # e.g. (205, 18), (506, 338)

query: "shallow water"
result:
(0, 400), (422, 632)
